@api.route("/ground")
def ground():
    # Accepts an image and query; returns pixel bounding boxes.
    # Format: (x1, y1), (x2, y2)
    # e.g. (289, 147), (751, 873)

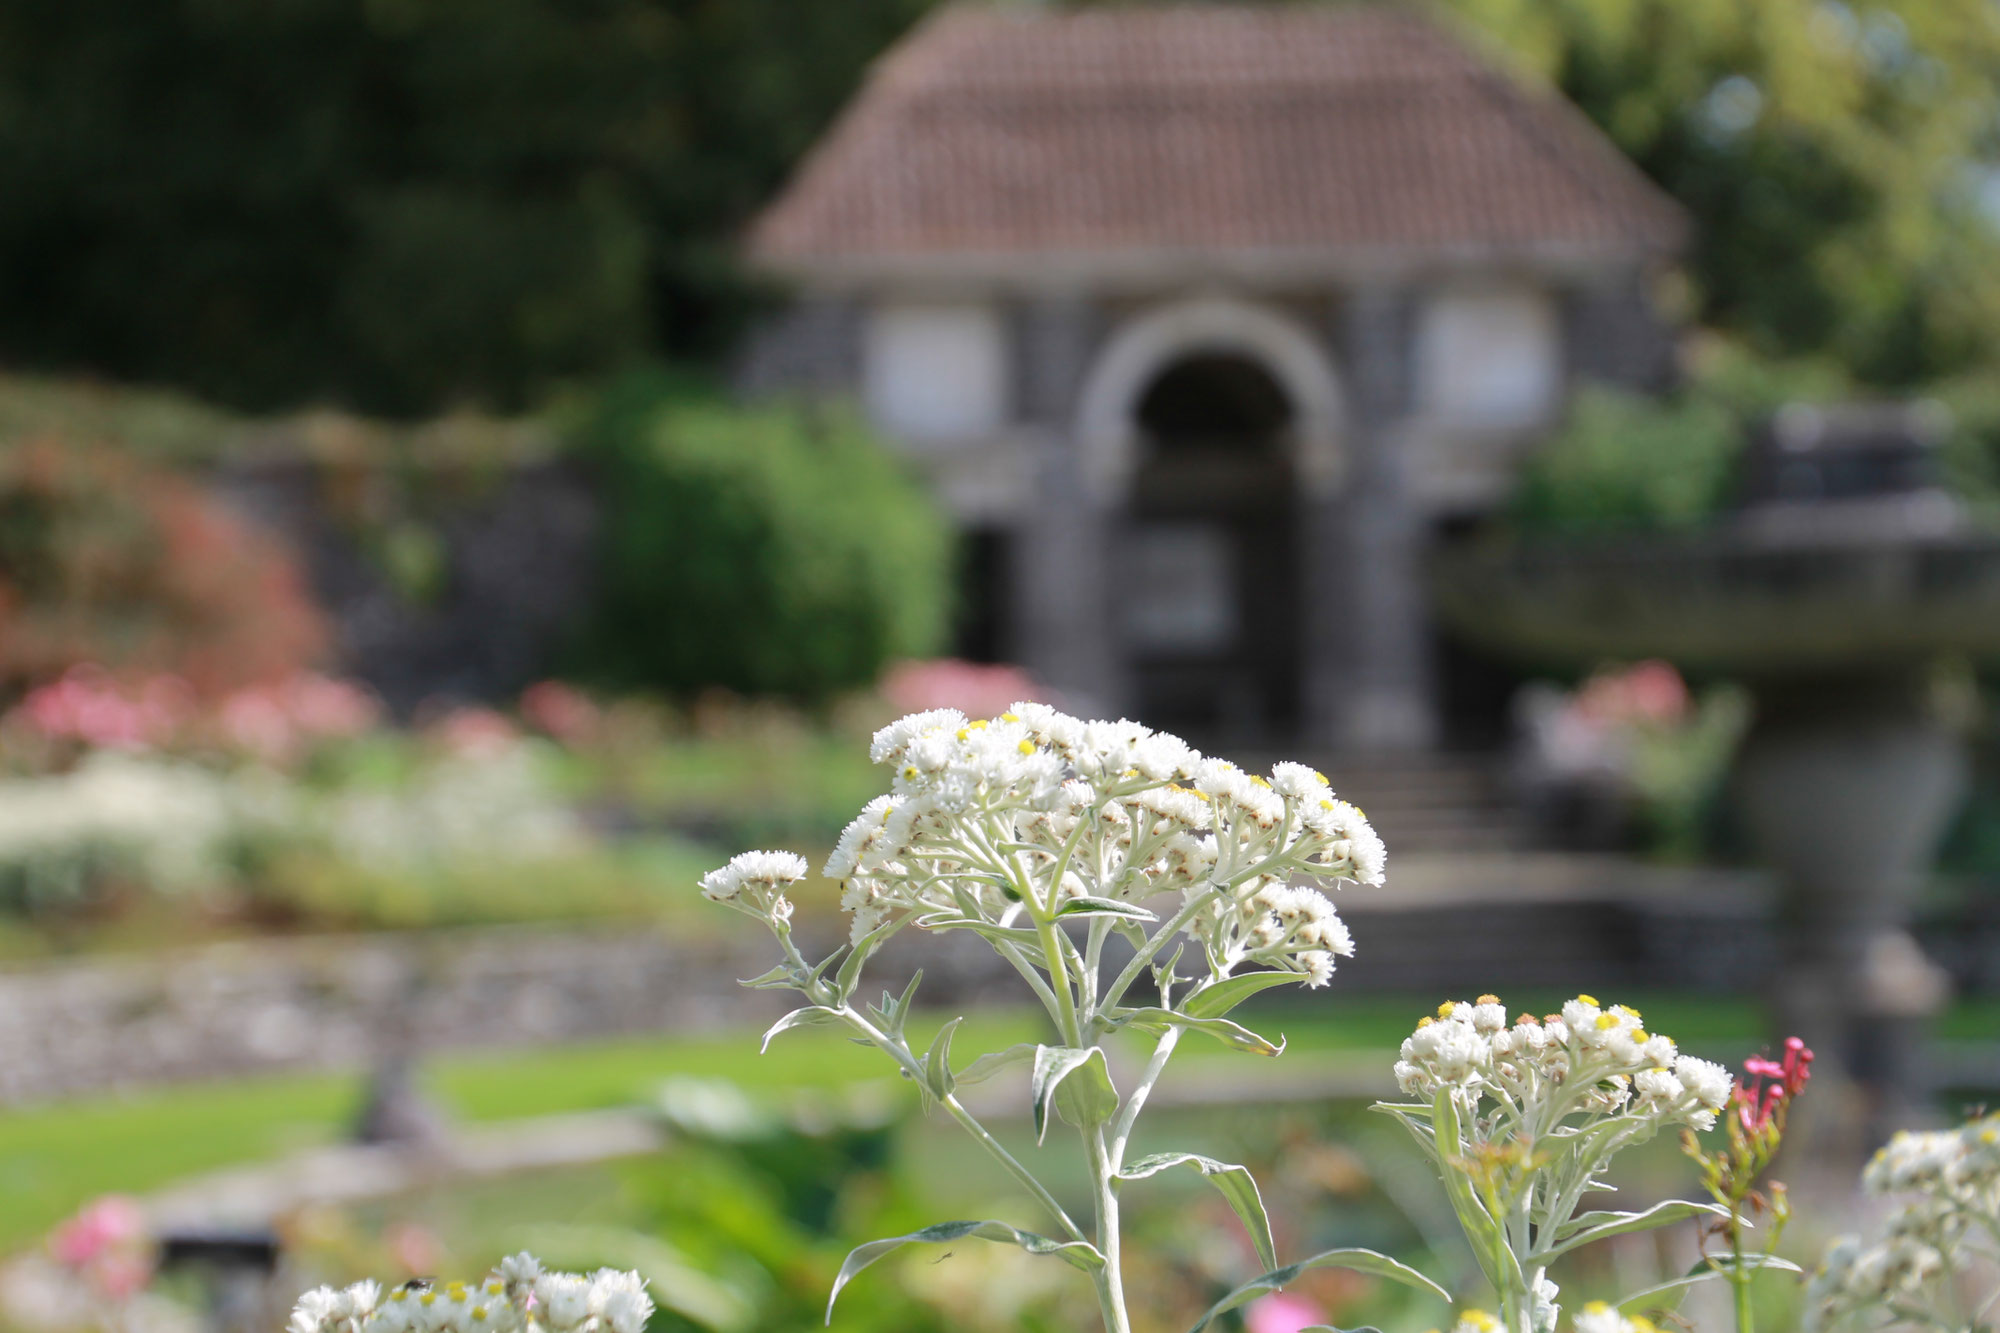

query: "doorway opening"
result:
(1120, 353), (1301, 742)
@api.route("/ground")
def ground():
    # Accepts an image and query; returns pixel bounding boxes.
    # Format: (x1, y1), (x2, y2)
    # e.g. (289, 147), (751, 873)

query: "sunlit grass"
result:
(4, 993), (1997, 1255)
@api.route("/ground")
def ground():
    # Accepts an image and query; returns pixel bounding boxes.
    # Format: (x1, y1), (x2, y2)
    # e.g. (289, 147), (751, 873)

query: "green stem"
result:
(1032, 908), (1085, 1047)
(837, 1006), (1086, 1244)
(1730, 1212), (1754, 1333)
(1108, 1026), (1182, 1167)
(1087, 1125), (1133, 1333)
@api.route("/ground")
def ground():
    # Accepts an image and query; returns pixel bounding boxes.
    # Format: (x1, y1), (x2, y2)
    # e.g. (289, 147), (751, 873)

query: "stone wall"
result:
(212, 444), (598, 712)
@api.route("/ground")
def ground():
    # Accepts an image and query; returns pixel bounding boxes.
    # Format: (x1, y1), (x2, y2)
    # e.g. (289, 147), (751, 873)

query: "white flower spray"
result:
(287, 1257), (652, 1333)
(1375, 994), (1764, 1333)
(1804, 1112), (2000, 1332)
(705, 705), (1441, 1333)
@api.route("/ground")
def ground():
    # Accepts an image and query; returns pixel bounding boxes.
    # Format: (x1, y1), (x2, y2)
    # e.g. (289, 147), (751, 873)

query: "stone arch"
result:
(1073, 296), (1345, 500)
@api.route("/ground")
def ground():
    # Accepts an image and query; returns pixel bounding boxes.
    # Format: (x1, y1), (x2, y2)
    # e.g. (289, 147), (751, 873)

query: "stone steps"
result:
(1234, 749), (1534, 855)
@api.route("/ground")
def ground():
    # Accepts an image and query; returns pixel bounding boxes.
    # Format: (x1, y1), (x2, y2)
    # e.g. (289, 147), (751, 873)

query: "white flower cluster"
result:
(699, 849), (808, 923)
(1395, 995), (1733, 1135)
(1571, 1301), (1662, 1333)
(1804, 1113), (2000, 1331)
(1438, 1311), (1507, 1333)
(289, 1255), (652, 1333)
(781, 705), (1383, 985)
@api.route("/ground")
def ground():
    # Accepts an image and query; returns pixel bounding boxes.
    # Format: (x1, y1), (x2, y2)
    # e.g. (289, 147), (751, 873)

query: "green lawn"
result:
(5, 992), (1997, 1255)
(0, 1011), (1044, 1252)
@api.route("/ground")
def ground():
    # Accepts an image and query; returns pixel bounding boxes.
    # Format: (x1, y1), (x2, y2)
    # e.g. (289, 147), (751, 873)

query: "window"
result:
(863, 303), (1008, 441)
(1416, 286), (1561, 428)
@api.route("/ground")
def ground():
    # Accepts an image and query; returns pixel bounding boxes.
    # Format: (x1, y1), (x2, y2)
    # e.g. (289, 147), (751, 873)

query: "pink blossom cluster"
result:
(48, 1196), (151, 1302)
(15, 667), (191, 750)
(881, 658), (1051, 721)
(1736, 1035), (1813, 1135)
(1573, 659), (1690, 728)
(7, 665), (382, 765)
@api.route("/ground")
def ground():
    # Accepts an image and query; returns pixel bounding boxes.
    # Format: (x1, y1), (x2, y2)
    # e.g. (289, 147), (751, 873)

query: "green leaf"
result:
(1430, 1088), (1515, 1292)
(923, 1015), (963, 1101)
(759, 1006), (841, 1054)
(1181, 971), (1303, 1020)
(1616, 1253), (1803, 1316)
(1055, 896), (1157, 922)
(1186, 1247), (1451, 1331)
(834, 921), (898, 1003)
(736, 962), (798, 991)
(1110, 1006), (1285, 1057)
(913, 913), (1041, 948)
(957, 1042), (1038, 1086)
(826, 1220), (1104, 1323)
(1030, 1045), (1119, 1144)
(867, 968), (923, 1036)
(1540, 1199), (1730, 1261)
(1120, 1152), (1277, 1272)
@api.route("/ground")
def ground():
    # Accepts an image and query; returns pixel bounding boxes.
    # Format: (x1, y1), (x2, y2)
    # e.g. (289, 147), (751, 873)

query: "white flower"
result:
(1673, 1055), (1733, 1113)
(345, 1281), (382, 1319)
(587, 1270), (654, 1333)
(1572, 1301), (1643, 1333)
(699, 849), (808, 901)
(496, 1254), (540, 1288)
(869, 709), (967, 764)
(533, 1274), (592, 1332)
(1446, 1312), (1508, 1333)
(291, 1287), (341, 1333)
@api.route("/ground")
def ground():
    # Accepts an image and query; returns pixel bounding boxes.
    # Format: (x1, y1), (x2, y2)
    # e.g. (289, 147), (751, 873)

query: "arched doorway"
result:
(1119, 353), (1300, 740)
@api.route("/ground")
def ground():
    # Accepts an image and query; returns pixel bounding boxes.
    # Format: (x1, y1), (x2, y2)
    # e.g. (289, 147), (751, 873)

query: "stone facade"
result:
(738, 5), (1687, 750)
(741, 276), (1676, 749)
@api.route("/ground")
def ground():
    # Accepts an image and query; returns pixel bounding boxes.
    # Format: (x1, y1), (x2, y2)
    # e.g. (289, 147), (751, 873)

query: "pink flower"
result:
(50, 1196), (145, 1268)
(881, 659), (1052, 720)
(519, 681), (598, 745)
(18, 667), (186, 750)
(432, 706), (517, 758)
(1245, 1291), (1329, 1333)
(286, 674), (381, 739)
(1737, 1036), (1813, 1133)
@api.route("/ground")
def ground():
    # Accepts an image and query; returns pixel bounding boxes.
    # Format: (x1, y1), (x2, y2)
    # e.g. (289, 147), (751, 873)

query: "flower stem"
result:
(1730, 1215), (1754, 1333)
(1088, 1125), (1133, 1333)
(837, 1006), (1087, 1243)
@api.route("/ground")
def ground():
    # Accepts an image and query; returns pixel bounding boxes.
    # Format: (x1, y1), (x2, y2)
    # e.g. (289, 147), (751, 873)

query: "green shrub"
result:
(1511, 385), (1744, 535)
(574, 373), (950, 701)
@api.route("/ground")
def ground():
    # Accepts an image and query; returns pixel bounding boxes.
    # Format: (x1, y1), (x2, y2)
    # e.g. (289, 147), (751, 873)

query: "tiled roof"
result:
(749, 4), (1685, 269)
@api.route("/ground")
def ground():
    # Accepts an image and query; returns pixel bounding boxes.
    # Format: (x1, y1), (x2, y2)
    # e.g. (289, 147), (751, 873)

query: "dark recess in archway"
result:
(1122, 353), (1301, 743)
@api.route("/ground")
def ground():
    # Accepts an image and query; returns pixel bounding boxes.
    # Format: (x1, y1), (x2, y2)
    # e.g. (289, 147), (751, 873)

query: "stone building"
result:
(741, 3), (1684, 750)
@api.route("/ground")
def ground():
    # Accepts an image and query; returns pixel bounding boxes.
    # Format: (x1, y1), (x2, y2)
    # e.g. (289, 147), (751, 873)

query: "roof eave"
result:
(746, 236), (1684, 295)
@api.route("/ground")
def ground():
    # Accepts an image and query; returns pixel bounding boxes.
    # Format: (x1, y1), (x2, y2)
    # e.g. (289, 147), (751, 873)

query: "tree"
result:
(0, 0), (934, 415)
(1438, 0), (2000, 385)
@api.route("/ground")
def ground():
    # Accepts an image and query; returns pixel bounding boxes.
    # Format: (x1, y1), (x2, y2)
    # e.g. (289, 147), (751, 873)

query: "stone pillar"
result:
(1320, 287), (1439, 751)
(1012, 296), (1123, 716)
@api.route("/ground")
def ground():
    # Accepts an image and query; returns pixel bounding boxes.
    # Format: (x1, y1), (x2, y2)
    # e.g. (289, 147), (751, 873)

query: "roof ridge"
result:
(746, 0), (1687, 265)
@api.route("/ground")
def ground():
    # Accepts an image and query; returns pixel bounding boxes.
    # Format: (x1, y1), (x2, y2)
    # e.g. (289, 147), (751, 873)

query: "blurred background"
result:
(3, 0), (2000, 1329)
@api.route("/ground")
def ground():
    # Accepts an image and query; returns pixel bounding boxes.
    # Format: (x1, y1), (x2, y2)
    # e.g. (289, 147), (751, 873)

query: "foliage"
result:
(0, 0), (934, 415)
(573, 374), (951, 703)
(1511, 340), (1996, 538)
(0, 439), (328, 696)
(0, 681), (716, 938)
(1444, 0), (2000, 386)
(1511, 387), (1742, 535)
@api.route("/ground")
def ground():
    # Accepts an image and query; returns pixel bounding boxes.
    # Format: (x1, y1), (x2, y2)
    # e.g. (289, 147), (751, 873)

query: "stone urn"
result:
(1430, 431), (2000, 1133)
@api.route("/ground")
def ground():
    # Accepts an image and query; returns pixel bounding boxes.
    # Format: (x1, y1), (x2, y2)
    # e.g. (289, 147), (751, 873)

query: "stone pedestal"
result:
(1735, 671), (1963, 1142)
